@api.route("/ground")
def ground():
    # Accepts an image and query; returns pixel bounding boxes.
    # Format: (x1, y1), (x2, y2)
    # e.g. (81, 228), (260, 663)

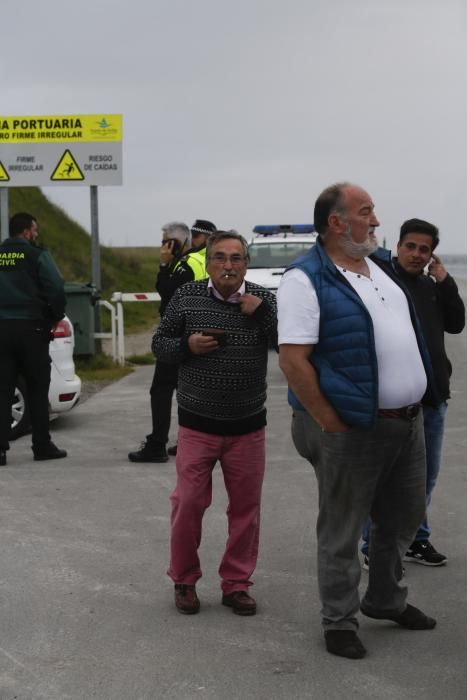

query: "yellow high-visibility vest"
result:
(186, 248), (207, 280)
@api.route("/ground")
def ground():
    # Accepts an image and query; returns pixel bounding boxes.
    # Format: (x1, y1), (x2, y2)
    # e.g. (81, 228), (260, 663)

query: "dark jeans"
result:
(292, 409), (426, 632)
(147, 360), (178, 446)
(0, 320), (51, 451)
(417, 402), (447, 540)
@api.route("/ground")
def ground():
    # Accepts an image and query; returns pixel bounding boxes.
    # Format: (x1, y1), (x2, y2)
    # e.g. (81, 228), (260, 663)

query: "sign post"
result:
(90, 185), (101, 335)
(0, 113), (123, 337)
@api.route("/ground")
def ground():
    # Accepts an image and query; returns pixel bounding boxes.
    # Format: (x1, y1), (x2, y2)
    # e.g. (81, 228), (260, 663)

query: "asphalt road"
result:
(1, 336), (467, 699)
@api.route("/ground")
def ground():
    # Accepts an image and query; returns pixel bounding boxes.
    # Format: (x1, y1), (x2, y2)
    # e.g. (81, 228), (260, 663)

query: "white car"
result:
(11, 316), (82, 439)
(246, 224), (318, 292)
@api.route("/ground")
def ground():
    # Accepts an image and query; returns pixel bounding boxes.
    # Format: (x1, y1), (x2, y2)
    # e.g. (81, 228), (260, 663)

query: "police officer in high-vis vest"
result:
(0, 212), (67, 466)
(128, 219), (216, 463)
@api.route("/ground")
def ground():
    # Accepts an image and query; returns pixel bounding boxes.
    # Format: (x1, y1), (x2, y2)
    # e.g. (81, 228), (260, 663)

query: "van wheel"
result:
(10, 378), (30, 440)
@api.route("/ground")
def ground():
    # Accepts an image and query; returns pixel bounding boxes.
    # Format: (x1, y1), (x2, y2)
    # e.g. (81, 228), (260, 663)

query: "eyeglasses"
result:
(208, 254), (246, 265)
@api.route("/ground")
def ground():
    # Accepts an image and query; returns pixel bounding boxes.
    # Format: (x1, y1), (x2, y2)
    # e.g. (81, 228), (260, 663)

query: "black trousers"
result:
(0, 320), (51, 451)
(147, 359), (179, 446)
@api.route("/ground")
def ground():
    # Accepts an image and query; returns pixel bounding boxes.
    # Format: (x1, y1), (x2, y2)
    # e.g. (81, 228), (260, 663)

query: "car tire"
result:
(10, 377), (30, 440)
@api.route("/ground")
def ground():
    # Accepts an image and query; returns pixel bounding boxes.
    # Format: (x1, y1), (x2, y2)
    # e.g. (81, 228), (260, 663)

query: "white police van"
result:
(246, 224), (317, 292)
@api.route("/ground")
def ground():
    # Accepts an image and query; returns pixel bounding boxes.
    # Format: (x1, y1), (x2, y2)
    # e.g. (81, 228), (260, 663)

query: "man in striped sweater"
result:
(152, 230), (277, 616)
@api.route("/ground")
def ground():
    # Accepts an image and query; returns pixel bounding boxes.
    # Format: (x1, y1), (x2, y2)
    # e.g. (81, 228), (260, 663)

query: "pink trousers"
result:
(168, 426), (265, 594)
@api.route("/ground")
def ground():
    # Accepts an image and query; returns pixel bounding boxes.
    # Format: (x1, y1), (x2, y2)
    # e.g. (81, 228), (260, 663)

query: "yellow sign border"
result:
(0, 114), (122, 143)
(0, 160), (9, 181)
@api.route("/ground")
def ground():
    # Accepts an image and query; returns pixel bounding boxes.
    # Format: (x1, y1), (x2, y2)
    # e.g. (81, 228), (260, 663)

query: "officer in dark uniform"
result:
(0, 212), (67, 465)
(128, 220), (216, 463)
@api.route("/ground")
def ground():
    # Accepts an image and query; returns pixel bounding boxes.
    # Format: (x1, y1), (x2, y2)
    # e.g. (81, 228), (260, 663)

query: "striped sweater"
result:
(152, 280), (277, 435)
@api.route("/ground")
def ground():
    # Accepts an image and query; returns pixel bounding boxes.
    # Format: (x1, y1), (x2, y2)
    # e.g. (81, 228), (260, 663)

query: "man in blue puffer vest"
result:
(278, 182), (437, 660)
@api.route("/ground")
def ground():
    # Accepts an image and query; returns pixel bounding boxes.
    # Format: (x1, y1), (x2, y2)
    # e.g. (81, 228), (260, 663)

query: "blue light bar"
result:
(253, 224), (315, 235)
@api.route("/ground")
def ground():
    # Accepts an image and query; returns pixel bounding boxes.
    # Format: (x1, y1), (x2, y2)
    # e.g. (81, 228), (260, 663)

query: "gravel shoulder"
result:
(81, 330), (155, 403)
(79, 379), (117, 404)
(101, 329), (154, 358)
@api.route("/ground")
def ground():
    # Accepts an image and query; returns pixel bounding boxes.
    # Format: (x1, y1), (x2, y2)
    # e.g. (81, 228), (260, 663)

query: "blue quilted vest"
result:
(287, 238), (433, 428)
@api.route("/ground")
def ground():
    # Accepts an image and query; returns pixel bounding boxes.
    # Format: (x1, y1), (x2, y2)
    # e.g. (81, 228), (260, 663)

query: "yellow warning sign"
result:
(50, 149), (84, 181)
(0, 161), (9, 180)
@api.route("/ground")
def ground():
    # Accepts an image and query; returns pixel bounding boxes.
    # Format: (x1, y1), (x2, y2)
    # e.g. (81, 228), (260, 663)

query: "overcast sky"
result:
(2, 0), (467, 253)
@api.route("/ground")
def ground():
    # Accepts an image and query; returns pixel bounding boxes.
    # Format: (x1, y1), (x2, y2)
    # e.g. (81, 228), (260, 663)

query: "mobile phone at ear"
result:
(171, 239), (182, 256)
(163, 238), (182, 256)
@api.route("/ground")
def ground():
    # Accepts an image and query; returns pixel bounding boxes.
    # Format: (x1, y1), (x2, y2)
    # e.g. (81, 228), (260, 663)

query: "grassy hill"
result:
(8, 187), (160, 332)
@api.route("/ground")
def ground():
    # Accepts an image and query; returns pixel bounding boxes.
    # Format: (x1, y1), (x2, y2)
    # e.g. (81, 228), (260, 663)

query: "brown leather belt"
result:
(378, 404), (421, 421)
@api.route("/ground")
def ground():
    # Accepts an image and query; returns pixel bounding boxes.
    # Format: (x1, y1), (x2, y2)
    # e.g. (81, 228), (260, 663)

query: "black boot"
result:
(33, 442), (67, 461)
(128, 441), (168, 463)
(0, 449), (6, 466)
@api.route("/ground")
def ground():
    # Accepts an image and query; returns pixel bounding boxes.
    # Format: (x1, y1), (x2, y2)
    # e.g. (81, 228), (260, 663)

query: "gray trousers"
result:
(292, 410), (426, 632)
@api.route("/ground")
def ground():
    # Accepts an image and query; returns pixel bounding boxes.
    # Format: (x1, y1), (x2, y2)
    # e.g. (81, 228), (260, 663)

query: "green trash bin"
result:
(64, 282), (98, 356)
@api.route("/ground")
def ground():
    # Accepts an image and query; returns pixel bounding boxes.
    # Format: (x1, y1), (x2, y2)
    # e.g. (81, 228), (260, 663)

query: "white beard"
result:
(342, 226), (378, 259)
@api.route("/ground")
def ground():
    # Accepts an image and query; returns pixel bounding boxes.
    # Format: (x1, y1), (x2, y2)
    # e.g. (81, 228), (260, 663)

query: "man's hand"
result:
(239, 294), (262, 315)
(279, 343), (350, 433)
(188, 332), (219, 355)
(160, 240), (175, 266)
(428, 254), (448, 282)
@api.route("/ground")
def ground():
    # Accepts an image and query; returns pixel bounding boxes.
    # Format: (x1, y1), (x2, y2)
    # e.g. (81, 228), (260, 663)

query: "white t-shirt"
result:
(277, 259), (427, 408)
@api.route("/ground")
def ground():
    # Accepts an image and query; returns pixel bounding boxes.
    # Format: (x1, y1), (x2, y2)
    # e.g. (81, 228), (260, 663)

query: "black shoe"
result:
(167, 444), (177, 456)
(0, 449), (6, 466)
(404, 540), (447, 566)
(361, 603), (436, 630)
(324, 630), (367, 659)
(33, 442), (67, 461)
(128, 441), (168, 463)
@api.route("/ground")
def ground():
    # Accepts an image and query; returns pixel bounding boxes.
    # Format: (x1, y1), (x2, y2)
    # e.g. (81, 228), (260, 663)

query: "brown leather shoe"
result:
(174, 584), (200, 614)
(222, 590), (256, 616)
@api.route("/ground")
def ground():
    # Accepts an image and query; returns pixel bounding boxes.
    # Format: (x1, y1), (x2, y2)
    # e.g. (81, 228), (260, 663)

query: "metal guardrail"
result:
(94, 300), (117, 360)
(100, 292), (161, 365)
(111, 292), (161, 303)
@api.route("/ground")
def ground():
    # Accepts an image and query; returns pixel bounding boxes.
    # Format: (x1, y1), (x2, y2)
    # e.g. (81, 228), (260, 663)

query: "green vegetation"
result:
(126, 352), (156, 365)
(75, 353), (134, 381)
(8, 187), (161, 333)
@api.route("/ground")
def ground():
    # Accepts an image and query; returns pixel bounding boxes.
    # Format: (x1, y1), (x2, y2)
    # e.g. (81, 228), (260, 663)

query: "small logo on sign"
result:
(97, 117), (111, 129)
